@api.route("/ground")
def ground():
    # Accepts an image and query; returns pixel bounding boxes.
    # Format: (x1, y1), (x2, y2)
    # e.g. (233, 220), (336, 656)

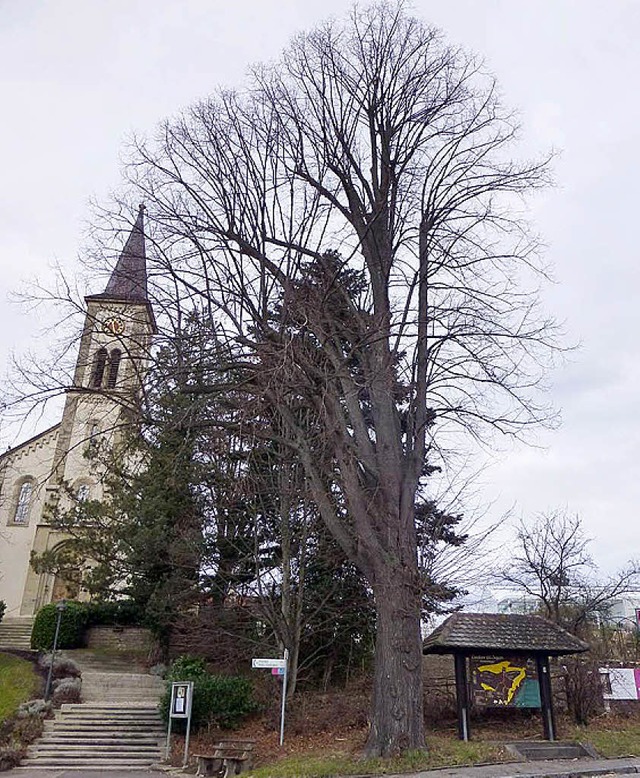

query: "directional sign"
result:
(252, 650), (289, 746)
(252, 657), (287, 669)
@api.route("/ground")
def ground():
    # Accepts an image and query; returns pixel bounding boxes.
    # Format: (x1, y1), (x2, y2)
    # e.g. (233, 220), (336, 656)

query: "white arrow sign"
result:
(252, 657), (287, 669)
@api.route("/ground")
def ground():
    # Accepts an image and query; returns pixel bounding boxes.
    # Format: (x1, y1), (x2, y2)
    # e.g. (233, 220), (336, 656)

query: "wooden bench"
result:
(194, 740), (256, 777)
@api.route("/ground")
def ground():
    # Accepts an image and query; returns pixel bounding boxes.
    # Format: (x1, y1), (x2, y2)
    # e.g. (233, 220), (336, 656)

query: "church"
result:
(0, 206), (155, 619)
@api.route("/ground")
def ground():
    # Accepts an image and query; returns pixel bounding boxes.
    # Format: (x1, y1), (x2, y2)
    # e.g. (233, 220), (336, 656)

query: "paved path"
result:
(5, 756), (640, 778)
(388, 757), (640, 778)
(6, 772), (167, 777)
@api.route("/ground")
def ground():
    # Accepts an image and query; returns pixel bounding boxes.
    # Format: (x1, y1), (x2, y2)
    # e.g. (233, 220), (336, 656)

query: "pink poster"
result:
(635, 668), (640, 698)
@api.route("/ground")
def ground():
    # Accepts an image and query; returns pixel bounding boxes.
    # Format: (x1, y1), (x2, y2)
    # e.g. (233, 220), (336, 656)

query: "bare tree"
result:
(84, 2), (559, 755)
(501, 509), (640, 723)
(501, 510), (639, 633)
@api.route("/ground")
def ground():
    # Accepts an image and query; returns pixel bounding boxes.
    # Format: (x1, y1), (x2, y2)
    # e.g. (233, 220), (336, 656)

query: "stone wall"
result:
(86, 625), (153, 652)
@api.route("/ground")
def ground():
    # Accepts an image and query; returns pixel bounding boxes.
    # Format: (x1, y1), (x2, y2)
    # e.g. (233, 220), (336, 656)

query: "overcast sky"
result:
(1, 0), (639, 575)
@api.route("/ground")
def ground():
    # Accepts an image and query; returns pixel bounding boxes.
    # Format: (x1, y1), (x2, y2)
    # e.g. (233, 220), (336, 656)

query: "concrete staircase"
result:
(0, 617), (34, 651)
(81, 670), (165, 705)
(22, 652), (166, 770)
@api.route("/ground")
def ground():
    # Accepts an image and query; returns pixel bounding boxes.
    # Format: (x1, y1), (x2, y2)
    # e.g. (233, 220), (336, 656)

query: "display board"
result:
(470, 656), (541, 708)
(600, 667), (640, 700)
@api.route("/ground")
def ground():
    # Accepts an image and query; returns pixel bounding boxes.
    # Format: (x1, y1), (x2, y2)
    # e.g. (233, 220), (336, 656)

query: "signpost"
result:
(252, 650), (289, 746)
(165, 681), (194, 767)
(251, 658), (286, 669)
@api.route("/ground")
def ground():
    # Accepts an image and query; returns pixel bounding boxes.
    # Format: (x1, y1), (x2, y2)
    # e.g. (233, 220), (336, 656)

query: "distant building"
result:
(468, 589), (640, 630)
(602, 596), (640, 629)
(0, 207), (155, 617)
(496, 594), (540, 616)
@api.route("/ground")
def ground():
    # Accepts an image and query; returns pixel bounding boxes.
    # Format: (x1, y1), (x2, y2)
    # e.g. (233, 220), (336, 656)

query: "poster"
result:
(470, 656), (541, 708)
(170, 682), (193, 719)
(600, 668), (640, 700)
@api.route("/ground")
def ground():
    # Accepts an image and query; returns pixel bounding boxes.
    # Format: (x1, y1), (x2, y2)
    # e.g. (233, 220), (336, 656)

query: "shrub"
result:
(0, 601), (5, 624)
(37, 654), (81, 680)
(84, 599), (146, 627)
(16, 699), (52, 719)
(0, 700), (49, 769)
(51, 678), (82, 707)
(0, 745), (21, 771)
(161, 656), (258, 730)
(31, 602), (88, 650)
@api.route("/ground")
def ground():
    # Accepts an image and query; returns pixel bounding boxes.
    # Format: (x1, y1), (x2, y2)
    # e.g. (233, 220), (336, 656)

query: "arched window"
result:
(13, 480), (33, 524)
(91, 348), (108, 388)
(107, 348), (122, 389)
(76, 484), (90, 503)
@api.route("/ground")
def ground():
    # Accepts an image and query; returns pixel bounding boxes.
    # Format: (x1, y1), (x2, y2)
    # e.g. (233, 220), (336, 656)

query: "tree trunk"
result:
(365, 572), (425, 756)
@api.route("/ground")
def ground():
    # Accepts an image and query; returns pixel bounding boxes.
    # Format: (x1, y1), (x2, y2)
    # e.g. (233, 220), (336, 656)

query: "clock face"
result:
(103, 317), (125, 336)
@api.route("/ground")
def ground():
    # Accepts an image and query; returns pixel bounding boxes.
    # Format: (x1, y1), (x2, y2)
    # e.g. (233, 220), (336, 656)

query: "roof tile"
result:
(423, 612), (589, 656)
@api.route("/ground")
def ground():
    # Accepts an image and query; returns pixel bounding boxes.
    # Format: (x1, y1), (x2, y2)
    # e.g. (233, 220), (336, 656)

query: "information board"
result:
(470, 656), (541, 708)
(170, 681), (193, 719)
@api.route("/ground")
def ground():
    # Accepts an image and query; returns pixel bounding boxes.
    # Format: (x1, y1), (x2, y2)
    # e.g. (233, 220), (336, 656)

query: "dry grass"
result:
(164, 677), (640, 778)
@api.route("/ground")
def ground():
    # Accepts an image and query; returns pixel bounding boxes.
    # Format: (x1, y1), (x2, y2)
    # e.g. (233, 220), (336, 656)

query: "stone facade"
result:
(0, 207), (154, 617)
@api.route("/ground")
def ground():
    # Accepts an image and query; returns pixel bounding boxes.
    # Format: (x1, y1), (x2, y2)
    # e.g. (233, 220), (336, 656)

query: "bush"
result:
(31, 602), (88, 650)
(51, 678), (82, 707)
(0, 745), (21, 771)
(16, 699), (52, 719)
(37, 654), (81, 680)
(84, 599), (146, 627)
(161, 656), (258, 730)
(0, 601), (5, 624)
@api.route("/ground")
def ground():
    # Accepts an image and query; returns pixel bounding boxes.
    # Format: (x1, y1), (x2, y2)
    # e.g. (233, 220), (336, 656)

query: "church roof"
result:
(85, 205), (157, 332)
(0, 423), (61, 463)
(422, 612), (589, 656)
(90, 205), (149, 303)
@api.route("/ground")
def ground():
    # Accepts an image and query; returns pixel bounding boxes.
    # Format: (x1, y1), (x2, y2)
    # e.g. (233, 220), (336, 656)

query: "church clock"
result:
(103, 317), (125, 336)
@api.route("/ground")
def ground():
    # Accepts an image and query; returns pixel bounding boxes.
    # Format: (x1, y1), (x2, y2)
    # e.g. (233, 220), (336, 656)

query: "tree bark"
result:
(365, 570), (425, 757)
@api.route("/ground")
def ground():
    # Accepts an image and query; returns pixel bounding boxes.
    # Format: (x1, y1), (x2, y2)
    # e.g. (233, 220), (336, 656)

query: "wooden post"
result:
(454, 653), (471, 741)
(536, 654), (556, 741)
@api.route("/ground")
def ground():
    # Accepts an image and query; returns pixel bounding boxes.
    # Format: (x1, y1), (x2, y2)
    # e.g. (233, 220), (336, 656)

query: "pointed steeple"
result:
(102, 204), (148, 301)
(86, 203), (157, 333)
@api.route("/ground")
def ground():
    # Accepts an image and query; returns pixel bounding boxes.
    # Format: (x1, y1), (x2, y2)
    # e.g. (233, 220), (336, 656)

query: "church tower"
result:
(0, 206), (155, 617)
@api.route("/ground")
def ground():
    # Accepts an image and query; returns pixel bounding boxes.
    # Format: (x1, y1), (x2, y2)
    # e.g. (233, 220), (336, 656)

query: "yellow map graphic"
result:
(476, 660), (527, 705)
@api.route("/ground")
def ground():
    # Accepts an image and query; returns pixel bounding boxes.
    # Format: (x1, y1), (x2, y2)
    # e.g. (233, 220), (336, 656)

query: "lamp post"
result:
(44, 600), (67, 701)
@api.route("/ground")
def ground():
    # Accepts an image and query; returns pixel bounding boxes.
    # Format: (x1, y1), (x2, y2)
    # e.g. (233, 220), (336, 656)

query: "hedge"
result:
(30, 599), (146, 650)
(160, 656), (258, 730)
(30, 602), (88, 650)
(84, 600), (146, 627)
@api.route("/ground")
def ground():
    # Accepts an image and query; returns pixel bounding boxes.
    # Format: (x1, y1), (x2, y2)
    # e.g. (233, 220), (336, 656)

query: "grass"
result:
(0, 652), (39, 723)
(240, 715), (640, 777)
(244, 736), (509, 778)
(572, 719), (640, 758)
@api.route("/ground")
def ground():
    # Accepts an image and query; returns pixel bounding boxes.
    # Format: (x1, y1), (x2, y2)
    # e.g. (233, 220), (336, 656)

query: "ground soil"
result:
(167, 676), (631, 770)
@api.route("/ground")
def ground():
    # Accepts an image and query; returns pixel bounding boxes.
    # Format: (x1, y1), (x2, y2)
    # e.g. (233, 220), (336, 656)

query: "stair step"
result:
(0, 628), (32, 633)
(55, 713), (162, 727)
(46, 722), (163, 729)
(507, 741), (595, 761)
(30, 746), (162, 754)
(22, 758), (159, 767)
(51, 713), (161, 720)
(60, 702), (158, 716)
(23, 659), (167, 768)
(24, 755), (160, 762)
(34, 732), (166, 748)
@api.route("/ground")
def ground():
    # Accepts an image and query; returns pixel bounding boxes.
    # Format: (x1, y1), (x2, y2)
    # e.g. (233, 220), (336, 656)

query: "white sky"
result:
(1, 0), (639, 574)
